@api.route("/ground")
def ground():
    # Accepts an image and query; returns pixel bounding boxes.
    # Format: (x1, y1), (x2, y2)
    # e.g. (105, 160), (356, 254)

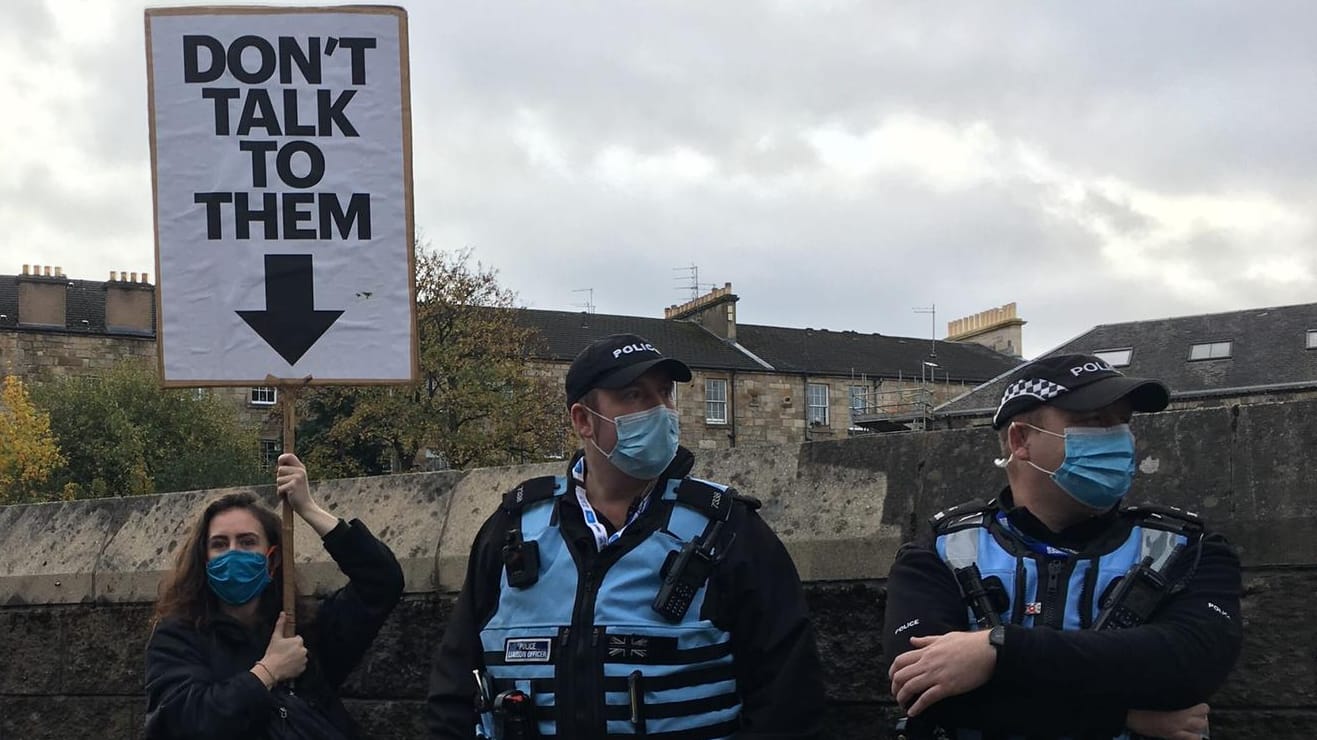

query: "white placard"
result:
(146, 6), (415, 385)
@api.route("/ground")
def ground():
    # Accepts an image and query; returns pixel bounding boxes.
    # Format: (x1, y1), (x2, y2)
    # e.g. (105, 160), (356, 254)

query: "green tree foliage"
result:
(298, 247), (565, 477)
(0, 375), (67, 504)
(29, 364), (267, 498)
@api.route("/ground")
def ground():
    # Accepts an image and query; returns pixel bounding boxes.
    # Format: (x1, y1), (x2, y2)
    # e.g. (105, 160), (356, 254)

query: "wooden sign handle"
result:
(280, 386), (298, 638)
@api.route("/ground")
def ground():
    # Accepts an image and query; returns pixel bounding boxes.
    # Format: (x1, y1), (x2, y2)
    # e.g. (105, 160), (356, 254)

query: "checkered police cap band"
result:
(992, 377), (1069, 428)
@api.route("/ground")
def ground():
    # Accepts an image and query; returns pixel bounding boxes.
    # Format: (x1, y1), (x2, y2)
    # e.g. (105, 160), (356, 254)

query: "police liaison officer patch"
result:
(504, 638), (553, 663)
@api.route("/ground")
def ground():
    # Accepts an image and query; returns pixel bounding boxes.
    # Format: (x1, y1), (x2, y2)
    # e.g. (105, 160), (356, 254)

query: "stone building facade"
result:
(519, 284), (1020, 451)
(0, 266), (283, 464)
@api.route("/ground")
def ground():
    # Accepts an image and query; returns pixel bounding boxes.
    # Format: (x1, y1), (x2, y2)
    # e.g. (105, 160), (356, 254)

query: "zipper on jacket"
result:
(1040, 558), (1069, 629)
(570, 568), (600, 735)
(554, 626), (573, 736)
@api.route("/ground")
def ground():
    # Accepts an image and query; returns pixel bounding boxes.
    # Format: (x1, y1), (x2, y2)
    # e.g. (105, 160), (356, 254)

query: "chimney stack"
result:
(15, 265), (67, 327)
(664, 282), (739, 341)
(945, 302), (1026, 358)
(105, 267), (156, 335)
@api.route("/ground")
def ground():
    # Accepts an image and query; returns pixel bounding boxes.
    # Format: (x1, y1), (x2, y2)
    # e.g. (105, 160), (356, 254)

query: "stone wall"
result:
(0, 330), (155, 382)
(2, 399), (1315, 739)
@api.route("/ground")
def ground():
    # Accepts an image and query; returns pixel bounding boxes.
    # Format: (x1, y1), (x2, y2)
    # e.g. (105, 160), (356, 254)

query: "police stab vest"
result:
(927, 501), (1201, 740)
(478, 474), (743, 740)
(933, 502), (1195, 630)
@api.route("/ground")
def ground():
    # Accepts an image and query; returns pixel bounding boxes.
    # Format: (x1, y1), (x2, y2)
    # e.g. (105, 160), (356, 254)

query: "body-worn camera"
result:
(502, 528), (540, 589)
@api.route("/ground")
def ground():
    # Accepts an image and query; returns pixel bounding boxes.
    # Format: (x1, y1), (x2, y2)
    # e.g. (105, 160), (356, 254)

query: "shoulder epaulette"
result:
(929, 499), (996, 535)
(673, 478), (736, 521)
(732, 493), (762, 511)
(501, 476), (560, 511)
(1122, 503), (1204, 533)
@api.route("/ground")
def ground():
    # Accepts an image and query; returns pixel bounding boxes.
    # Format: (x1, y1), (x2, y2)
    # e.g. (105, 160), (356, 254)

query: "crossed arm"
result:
(881, 535), (1242, 737)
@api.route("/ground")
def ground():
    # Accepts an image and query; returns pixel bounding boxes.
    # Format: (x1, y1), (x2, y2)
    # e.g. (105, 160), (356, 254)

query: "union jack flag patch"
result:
(608, 635), (649, 659)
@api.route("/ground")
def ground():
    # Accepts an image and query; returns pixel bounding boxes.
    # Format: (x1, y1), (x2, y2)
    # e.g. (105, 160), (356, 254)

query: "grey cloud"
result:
(0, 163), (147, 242)
(1078, 189), (1153, 238)
(1, 0), (56, 57)
(409, 2), (1317, 194)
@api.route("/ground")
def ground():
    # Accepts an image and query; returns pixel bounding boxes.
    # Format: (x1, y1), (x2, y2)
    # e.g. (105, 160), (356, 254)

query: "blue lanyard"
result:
(995, 512), (1077, 558)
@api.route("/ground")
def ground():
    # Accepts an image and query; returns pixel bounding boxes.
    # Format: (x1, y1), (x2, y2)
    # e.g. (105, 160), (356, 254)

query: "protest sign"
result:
(146, 6), (415, 385)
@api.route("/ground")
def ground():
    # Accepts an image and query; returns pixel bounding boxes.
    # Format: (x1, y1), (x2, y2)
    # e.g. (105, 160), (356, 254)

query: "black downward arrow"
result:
(237, 254), (344, 365)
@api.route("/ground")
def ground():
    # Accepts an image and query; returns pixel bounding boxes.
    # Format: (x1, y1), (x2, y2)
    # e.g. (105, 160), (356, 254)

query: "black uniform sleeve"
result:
(881, 534), (1243, 735)
(143, 619), (277, 740)
(714, 506), (826, 740)
(427, 511), (509, 740)
(309, 518), (406, 689)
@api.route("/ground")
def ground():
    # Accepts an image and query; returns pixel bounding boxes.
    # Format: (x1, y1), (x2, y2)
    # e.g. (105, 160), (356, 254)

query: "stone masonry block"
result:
(0, 696), (137, 740)
(62, 604), (153, 695)
(806, 582), (885, 702)
(1214, 571), (1317, 708)
(341, 594), (449, 700)
(343, 698), (427, 740)
(0, 608), (62, 695)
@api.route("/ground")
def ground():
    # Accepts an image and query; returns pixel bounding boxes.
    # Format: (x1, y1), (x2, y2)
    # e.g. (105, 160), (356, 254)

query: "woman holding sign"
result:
(144, 453), (404, 739)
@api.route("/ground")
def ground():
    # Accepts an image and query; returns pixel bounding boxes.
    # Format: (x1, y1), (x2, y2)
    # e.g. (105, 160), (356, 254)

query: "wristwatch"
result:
(988, 625), (1006, 650)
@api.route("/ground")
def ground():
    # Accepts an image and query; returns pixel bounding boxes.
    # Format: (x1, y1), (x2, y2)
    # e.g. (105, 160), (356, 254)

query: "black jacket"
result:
(426, 448), (826, 739)
(881, 488), (1244, 737)
(144, 518), (405, 740)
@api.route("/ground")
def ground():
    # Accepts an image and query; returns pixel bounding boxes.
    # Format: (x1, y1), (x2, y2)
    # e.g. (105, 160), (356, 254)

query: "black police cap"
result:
(564, 333), (692, 408)
(992, 353), (1169, 430)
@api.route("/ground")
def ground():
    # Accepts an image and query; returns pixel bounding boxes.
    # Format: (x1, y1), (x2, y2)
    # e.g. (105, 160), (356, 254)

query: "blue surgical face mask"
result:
(587, 404), (680, 480)
(1011, 423), (1137, 510)
(206, 549), (273, 605)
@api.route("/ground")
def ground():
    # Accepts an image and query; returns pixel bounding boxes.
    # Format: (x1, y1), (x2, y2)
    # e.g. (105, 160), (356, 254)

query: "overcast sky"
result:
(3, 1), (1315, 357)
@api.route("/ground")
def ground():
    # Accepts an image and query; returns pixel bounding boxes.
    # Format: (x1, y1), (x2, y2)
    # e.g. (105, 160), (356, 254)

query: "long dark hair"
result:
(153, 491), (295, 628)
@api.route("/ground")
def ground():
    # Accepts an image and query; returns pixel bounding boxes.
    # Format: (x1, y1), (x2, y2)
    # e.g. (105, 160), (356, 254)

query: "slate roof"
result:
(938, 302), (1317, 416)
(735, 324), (1018, 383)
(516, 308), (1020, 381)
(0, 275), (154, 336)
(515, 309), (765, 370)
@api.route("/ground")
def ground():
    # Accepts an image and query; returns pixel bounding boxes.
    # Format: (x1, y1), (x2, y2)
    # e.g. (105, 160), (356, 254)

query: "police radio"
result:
(1094, 545), (1185, 631)
(653, 521), (723, 622)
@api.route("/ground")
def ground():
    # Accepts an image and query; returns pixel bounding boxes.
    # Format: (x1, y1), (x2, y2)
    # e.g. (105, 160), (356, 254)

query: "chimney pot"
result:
(110, 271), (117, 281)
(22, 264), (29, 275)
(43, 265), (52, 277)
(130, 272), (138, 283)
(143, 272), (150, 284)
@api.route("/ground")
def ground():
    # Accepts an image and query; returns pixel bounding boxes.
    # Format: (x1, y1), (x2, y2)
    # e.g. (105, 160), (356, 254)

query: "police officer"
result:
(427, 334), (825, 739)
(882, 354), (1242, 739)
